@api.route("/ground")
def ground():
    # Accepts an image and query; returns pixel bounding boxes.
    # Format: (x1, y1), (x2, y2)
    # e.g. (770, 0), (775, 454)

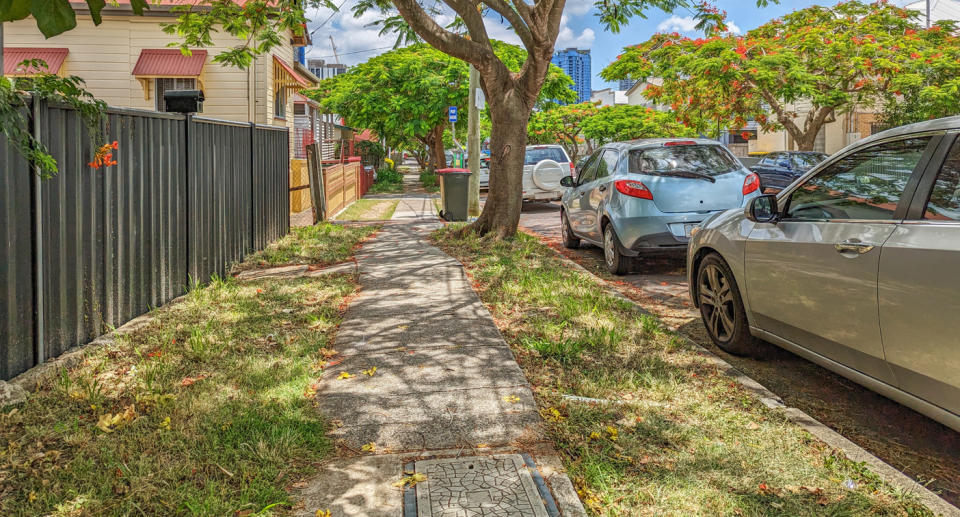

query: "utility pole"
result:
(467, 65), (481, 217)
(926, 0), (931, 28)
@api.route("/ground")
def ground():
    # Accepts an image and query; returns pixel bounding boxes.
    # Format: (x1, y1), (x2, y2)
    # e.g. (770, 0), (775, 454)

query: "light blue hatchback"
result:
(559, 138), (761, 274)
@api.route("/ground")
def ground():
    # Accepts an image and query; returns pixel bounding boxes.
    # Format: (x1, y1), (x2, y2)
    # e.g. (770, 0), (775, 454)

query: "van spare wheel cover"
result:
(532, 159), (565, 191)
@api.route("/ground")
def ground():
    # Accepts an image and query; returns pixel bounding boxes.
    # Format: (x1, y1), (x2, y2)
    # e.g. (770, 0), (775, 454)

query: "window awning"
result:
(3, 48), (68, 75)
(133, 49), (207, 77)
(273, 55), (310, 89)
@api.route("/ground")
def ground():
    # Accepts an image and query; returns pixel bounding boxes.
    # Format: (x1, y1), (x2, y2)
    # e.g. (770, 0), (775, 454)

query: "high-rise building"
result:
(551, 48), (591, 104)
(307, 58), (347, 80)
(618, 78), (637, 91)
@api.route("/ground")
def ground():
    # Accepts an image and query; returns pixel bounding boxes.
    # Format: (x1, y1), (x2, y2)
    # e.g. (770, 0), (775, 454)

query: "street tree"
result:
(354, 0), (776, 237)
(602, 1), (959, 152)
(308, 42), (573, 171)
(527, 102), (599, 165)
(582, 104), (696, 148)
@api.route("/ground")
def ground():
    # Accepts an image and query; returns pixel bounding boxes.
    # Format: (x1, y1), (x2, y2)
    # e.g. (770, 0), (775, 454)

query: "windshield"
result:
(628, 145), (741, 177)
(793, 153), (828, 170)
(524, 147), (568, 165)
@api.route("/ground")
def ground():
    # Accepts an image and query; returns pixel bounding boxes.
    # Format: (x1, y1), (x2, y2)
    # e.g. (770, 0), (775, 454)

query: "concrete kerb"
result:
(528, 232), (960, 517)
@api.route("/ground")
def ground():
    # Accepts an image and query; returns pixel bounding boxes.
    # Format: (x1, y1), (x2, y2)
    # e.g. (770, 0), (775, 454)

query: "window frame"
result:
(778, 133), (943, 224)
(903, 132), (960, 224)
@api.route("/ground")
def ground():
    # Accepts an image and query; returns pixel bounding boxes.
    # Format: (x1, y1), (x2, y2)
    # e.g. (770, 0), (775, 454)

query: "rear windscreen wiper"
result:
(652, 169), (717, 183)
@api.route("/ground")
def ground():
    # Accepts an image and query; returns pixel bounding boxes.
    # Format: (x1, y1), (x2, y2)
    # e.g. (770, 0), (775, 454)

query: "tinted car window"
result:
(759, 154), (777, 165)
(923, 140), (960, 221)
(792, 153), (828, 170)
(628, 145), (741, 177)
(524, 147), (568, 165)
(577, 151), (601, 184)
(596, 150), (619, 179)
(785, 137), (931, 221)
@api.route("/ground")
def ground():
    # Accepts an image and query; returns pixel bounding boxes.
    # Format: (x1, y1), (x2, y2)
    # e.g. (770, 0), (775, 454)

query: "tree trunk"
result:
(469, 93), (531, 238)
(428, 125), (446, 172)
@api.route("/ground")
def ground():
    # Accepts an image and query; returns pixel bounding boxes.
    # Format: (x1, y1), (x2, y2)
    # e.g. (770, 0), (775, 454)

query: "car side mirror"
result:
(560, 175), (575, 188)
(746, 194), (779, 223)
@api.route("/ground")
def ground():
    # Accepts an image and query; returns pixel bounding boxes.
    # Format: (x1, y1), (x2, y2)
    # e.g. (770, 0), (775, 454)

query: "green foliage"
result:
(0, 61), (107, 178)
(527, 103), (600, 164)
(582, 104), (697, 145)
(419, 169), (439, 193)
(602, 1), (959, 147)
(0, 0), (148, 37)
(307, 42), (575, 152)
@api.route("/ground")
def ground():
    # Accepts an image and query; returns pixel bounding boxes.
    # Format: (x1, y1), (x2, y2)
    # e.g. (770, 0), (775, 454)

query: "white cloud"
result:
(655, 15), (742, 36)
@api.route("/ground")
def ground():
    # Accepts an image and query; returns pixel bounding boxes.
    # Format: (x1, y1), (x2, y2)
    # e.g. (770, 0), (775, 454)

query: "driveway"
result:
(516, 199), (960, 508)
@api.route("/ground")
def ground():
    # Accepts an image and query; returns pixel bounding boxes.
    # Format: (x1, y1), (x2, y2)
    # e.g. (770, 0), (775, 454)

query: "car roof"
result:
(604, 137), (723, 151)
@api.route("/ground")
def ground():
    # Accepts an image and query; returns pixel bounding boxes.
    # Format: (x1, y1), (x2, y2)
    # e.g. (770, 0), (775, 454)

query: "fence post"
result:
(250, 122), (256, 252)
(184, 113), (192, 285)
(30, 95), (45, 366)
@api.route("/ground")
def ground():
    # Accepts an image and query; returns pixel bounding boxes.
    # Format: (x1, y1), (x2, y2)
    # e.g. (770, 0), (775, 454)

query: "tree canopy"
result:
(602, 1), (960, 151)
(308, 42), (574, 170)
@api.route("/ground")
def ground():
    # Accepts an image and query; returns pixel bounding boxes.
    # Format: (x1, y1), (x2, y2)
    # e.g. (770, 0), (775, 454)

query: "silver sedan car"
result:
(687, 116), (960, 432)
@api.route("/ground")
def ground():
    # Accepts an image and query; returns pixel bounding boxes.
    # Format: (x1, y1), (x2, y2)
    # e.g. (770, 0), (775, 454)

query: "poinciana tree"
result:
(352, 0), (776, 237)
(308, 42), (573, 172)
(581, 104), (696, 147)
(602, 1), (959, 152)
(527, 102), (599, 165)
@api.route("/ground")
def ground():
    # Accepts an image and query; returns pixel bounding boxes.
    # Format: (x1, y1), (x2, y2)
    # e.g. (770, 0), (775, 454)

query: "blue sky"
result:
(304, 1), (930, 90)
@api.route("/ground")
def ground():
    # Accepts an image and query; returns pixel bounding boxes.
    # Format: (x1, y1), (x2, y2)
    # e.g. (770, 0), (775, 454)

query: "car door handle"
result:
(598, 185), (607, 192)
(834, 240), (875, 254)
(578, 191), (586, 197)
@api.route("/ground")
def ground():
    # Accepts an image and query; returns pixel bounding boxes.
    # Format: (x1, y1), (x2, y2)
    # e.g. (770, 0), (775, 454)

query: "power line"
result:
(309, 0), (350, 37)
(309, 45), (397, 60)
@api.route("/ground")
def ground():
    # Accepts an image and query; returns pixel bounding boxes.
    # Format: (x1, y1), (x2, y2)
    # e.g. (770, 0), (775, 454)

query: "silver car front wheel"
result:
(696, 253), (761, 356)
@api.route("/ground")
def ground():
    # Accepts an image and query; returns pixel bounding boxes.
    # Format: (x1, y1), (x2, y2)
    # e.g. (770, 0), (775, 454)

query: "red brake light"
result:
(664, 140), (697, 147)
(615, 180), (653, 200)
(743, 172), (760, 195)
(569, 162), (575, 173)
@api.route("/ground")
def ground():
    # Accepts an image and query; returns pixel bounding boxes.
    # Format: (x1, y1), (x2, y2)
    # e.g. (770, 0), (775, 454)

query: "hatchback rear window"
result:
(524, 147), (568, 165)
(628, 145), (741, 177)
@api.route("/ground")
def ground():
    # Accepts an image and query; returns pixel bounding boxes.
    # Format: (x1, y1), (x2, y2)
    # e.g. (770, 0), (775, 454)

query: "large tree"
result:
(353, 0), (775, 237)
(582, 104), (696, 147)
(308, 42), (573, 172)
(527, 102), (599, 165)
(602, 1), (959, 151)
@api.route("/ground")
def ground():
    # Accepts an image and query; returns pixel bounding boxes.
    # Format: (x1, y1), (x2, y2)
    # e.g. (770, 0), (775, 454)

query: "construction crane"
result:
(329, 35), (340, 64)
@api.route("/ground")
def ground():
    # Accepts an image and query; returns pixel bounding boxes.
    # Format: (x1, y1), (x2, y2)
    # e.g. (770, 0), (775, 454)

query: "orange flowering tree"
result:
(526, 103), (600, 164)
(602, 1), (960, 151)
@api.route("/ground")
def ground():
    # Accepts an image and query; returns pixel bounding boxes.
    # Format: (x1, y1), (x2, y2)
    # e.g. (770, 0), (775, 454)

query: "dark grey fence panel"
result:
(37, 104), (188, 360)
(0, 113), (36, 379)
(188, 117), (253, 284)
(1, 104), (289, 381)
(252, 125), (290, 250)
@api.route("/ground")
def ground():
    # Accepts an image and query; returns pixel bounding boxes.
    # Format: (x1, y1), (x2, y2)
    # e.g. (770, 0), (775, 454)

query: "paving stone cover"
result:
(415, 455), (549, 517)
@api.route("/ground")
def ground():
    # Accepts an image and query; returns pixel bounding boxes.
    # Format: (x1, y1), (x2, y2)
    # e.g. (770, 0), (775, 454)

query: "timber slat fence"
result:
(0, 98), (289, 380)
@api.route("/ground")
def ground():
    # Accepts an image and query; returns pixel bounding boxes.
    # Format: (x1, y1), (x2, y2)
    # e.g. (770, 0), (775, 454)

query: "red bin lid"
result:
(436, 168), (470, 174)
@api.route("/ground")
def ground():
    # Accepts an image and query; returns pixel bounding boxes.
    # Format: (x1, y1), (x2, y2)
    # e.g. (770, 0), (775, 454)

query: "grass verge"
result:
(432, 226), (931, 517)
(333, 199), (399, 221)
(237, 222), (377, 271)
(0, 261), (360, 515)
(419, 169), (439, 192)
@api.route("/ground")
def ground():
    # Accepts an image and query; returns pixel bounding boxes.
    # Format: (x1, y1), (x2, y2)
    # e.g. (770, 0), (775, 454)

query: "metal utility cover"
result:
(415, 455), (549, 517)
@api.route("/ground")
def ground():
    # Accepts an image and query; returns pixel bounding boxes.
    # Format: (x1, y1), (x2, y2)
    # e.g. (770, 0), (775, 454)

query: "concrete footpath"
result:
(294, 187), (585, 516)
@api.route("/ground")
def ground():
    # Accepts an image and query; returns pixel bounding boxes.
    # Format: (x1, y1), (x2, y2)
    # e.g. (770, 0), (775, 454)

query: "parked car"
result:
(750, 151), (829, 190)
(687, 116), (960, 432)
(559, 138), (762, 274)
(479, 157), (490, 189)
(523, 145), (574, 201)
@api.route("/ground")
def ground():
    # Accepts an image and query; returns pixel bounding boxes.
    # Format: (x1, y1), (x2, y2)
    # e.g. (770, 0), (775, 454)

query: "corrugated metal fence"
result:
(0, 98), (289, 380)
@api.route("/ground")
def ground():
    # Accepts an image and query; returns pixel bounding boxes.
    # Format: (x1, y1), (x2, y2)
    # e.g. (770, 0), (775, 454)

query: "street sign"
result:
(448, 106), (458, 123)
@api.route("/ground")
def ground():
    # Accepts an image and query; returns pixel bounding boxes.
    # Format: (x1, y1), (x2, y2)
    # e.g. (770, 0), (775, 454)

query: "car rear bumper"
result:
(612, 212), (720, 257)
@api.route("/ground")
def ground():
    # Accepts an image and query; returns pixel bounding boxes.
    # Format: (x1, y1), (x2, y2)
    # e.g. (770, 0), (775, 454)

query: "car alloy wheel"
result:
(603, 224), (629, 275)
(561, 211), (580, 249)
(698, 263), (736, 342)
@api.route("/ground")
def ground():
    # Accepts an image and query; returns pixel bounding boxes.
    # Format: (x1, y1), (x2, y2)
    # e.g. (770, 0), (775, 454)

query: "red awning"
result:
(132, 49), (207, 76)
(3, 48), (68, 75)
(273, 55), (310, 88)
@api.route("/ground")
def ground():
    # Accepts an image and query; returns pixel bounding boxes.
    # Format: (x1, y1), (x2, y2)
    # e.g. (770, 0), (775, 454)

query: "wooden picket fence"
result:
(322, 157), (361, 217)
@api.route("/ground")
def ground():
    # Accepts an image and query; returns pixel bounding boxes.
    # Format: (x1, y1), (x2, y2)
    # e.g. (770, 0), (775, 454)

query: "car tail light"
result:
(569, 162), (575, 174)
(743, 172), (760, 195)
(615, 180), (653, 200)
(664, 140), (697, 146)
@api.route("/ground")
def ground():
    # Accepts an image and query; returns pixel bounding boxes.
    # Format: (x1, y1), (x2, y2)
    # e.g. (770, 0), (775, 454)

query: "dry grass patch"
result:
(237, 222), (377, 271)
(433, 226), (931, 517)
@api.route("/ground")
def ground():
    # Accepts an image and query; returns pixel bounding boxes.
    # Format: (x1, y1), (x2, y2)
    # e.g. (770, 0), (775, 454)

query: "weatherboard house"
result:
(3, 0), (317, 158)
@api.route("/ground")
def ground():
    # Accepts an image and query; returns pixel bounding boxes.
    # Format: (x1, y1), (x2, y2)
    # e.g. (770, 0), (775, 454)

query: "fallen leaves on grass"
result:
(315, 510), (332, 517)
(361, 442), (377, 453)
(337, 372), (353, 380)
(362, 366), (377, 377)
(96, 405), (137, 433)
(746, 421), (760, 430)
(393, 472), (427, 489)
(180, 374), (209, 387)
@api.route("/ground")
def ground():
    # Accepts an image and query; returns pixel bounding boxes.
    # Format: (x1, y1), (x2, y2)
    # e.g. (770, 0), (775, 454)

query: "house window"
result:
(155, 78), (199, 112)
(274, 88), (287, 119)
(293, 103), (306, 116)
